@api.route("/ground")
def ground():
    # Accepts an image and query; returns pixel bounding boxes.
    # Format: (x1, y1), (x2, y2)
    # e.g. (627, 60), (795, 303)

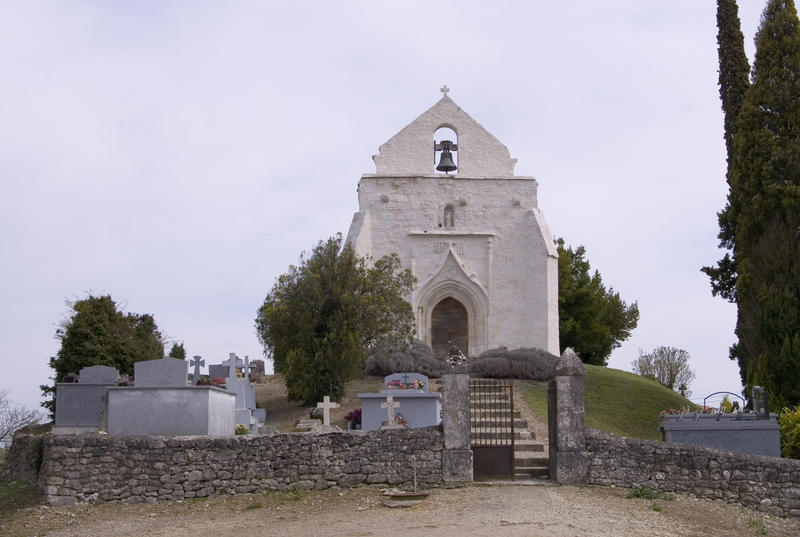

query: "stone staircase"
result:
(469, 379), (549, 479)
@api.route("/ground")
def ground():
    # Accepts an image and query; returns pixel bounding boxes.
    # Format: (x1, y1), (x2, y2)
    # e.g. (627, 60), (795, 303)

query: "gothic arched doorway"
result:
(431, 297), (468, 359)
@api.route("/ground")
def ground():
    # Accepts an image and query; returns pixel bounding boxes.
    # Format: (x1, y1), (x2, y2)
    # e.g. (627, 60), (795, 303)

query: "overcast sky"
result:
(1, 2), (770, 411)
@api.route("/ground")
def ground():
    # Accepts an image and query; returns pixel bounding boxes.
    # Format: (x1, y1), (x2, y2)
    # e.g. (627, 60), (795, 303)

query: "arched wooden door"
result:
(431, 297), (468, 358)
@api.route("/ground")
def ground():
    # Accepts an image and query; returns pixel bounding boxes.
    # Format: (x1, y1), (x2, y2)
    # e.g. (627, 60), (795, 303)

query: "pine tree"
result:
(728, 0), (800, 408)
(702, 0), (751, 301)
(556, 239), (639, 366)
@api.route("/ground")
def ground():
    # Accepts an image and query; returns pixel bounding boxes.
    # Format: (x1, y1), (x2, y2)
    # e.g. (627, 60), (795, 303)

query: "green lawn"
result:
(523, 365), (699, 440)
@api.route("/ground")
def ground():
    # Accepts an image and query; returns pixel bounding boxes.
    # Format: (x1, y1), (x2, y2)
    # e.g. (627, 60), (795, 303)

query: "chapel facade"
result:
(346, 88), (559, 358)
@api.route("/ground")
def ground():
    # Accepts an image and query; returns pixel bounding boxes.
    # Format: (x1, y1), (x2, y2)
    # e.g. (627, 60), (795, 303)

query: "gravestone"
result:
(224, 355), (266, 432)
(311, 395), (341, 433)
(79, 365), (119, 384)
(359, 373), (441, 431)
(53, 365), (120, 433)
(190, 356), (205, 386)
(208, 353), (256, 380)
(380, 396), (403, 430)
(134, 358), (188, 387)
(382, 373), (428, 392)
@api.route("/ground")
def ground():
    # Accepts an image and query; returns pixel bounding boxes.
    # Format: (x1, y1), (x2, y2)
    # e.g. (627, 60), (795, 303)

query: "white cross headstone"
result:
(381, 396), (400, 424)
(316, 396), (339, 427)
(190, 355), (205, 385)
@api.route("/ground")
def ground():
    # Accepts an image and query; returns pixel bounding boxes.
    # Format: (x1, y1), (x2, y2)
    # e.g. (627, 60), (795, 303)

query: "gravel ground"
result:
(4, 484), (799, 537)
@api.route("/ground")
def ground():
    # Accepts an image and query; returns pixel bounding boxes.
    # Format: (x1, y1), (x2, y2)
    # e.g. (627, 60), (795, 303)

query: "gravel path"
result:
(7, 484), (798, 537)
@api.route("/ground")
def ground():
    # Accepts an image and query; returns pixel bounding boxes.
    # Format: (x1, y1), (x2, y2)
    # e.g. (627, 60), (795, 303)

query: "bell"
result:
(436, 140), (458, 173)
(436, 150), (457, 173)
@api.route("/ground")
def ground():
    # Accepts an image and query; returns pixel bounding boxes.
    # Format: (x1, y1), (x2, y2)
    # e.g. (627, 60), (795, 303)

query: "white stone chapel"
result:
(346, 87), (558, 358)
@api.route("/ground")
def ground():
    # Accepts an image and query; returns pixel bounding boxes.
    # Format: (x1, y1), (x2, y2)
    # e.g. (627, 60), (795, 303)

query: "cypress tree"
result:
(702, 0), (751, 301)
(729, 0), (800, 408)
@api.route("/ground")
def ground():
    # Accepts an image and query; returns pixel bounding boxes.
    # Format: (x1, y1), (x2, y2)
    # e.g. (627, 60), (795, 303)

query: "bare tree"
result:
(632, 346), (696, 395)
(0, 391), (44, 445)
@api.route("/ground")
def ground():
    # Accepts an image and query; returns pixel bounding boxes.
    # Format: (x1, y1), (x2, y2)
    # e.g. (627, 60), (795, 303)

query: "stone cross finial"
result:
(316, 396), (339, 426)
(190, 355), (205, 385)
(440, 84), (450, 97)
(381, 396), (400, 424)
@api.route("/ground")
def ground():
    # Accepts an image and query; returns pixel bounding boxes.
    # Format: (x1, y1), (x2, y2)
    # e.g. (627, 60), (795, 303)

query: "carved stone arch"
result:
(415, 249), (489, 357)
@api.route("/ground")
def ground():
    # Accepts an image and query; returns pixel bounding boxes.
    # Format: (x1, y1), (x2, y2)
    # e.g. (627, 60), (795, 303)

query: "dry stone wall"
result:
(586, 428), (800, 518)
(39, 428), (443, 506)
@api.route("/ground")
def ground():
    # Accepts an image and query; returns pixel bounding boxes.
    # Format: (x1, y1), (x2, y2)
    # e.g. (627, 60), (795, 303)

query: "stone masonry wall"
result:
(586, 428), (800, 518)
(39, 428), (443, 506)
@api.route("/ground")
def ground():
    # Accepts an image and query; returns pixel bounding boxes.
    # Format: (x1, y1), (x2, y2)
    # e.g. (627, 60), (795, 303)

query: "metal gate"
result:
(469, 378), (515, 480)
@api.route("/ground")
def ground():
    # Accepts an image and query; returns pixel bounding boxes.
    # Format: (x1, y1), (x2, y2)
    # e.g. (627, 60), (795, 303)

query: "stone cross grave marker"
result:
(382, 395), (400, 424)
(316, 396), (338, 427)
(190, 355), (205, 386)
(224, 353), (239, 379)
(243, 355), (250, 381)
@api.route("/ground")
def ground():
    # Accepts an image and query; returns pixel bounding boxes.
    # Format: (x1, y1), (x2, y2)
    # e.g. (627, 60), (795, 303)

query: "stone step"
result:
(469, 408), (520, 417)
(470, 418), (529, 429)
(471, 430), (538, 442)
(515, 452), (547, 466)
(295, 419), (321, 430)
(514, 439), (545, 451)
(469, 401), (513, 409)
(514, 465), (550, 479)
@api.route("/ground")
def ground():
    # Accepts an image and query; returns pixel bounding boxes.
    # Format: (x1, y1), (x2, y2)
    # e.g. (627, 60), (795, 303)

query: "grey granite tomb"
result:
(53, 365), (120, 433)
(358, 373), (442, 431)
(107, 358), (236, 436)
(659, 412), (781, 457)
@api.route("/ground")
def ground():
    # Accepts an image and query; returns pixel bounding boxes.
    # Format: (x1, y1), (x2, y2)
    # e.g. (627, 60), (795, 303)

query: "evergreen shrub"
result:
(469, 347), (558, 380)
(779, 405), (800, 459)
(365, 340), (444, 378)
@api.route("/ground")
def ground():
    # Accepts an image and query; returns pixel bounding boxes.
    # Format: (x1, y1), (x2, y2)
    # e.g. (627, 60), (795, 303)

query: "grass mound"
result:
(523, 364), (698, 440)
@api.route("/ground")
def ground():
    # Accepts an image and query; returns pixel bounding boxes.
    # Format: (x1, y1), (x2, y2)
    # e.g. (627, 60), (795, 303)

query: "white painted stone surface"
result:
(347, 93), (558, 356)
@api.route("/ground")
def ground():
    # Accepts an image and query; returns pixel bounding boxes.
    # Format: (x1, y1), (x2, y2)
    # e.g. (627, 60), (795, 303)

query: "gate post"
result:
(441, 373), (473, 485)
(548, 348), (588, 484)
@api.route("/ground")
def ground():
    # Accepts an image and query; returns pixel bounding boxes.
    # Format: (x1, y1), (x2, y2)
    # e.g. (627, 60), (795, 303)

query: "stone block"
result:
(442, 448), (472, 485)
(551, 451), (589, 484)
(107, 386), (235, 436)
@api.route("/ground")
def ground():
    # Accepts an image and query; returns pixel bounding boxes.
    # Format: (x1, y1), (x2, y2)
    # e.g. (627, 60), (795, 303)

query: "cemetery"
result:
(51, 354), (266, 437)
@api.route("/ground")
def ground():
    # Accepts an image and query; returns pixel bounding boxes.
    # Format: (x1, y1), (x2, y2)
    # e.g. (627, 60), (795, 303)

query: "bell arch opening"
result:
(431, 297), (468, 359)
(434, 126), (458, 174)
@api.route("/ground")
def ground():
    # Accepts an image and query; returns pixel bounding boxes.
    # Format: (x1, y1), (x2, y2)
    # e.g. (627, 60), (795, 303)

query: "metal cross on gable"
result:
(190, 355), (205, 386)
(317, 395), (339, 427)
